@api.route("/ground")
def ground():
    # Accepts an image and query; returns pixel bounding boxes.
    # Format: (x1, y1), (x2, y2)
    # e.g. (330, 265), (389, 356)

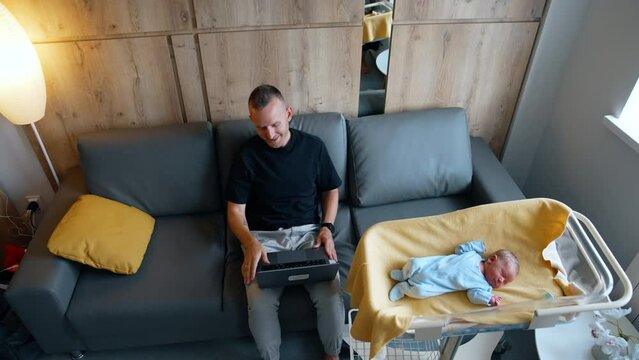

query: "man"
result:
(226, 84), (344, 360)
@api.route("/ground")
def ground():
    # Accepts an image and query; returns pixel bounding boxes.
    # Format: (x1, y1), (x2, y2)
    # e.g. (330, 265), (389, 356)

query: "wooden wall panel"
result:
(194, 0), (361, 29)
(3, 0), (193, 42)
(385, 23), (538, 154)
(171, 35), (209, 123)
(393, 0), (546, 22)
(199, 27), (361, 120)
(5, 1), (363, 184)
(34, 38), (183, 175)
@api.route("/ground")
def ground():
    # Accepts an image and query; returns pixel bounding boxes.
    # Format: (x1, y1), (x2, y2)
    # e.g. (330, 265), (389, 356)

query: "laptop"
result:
(256, 248), (339, 288)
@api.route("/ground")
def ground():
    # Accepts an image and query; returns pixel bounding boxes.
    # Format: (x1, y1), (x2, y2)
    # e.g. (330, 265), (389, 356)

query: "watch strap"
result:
(320, 222), (335, 234)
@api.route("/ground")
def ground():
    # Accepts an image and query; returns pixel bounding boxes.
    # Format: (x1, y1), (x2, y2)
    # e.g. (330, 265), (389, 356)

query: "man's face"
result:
(483, 255), (516, 289)
(249, 98), (293, 149)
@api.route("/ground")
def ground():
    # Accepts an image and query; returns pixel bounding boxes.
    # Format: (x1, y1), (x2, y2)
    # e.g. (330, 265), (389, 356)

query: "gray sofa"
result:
(5, 108), (524, 357)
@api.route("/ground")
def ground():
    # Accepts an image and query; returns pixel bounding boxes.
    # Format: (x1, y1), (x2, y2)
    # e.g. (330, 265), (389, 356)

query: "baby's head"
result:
(482, 249), (519, 289)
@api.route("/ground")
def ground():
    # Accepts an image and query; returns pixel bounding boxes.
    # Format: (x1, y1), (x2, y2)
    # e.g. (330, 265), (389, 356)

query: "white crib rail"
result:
(529, 212), (633, 328)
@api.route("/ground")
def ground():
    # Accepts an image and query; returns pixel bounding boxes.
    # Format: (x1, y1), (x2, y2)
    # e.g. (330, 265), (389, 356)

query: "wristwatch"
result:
(320, 222), (335, 235)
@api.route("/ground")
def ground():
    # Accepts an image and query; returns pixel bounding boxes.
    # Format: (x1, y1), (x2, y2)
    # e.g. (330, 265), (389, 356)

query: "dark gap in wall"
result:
(167, 36), (189, 124)
(188, 0), (198, 29)
(194, 34), (212, 122)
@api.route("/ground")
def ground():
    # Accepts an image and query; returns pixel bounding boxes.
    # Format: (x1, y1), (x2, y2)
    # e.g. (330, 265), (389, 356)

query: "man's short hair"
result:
(248, 84), (285, 111)
(495, 249), (520, 274)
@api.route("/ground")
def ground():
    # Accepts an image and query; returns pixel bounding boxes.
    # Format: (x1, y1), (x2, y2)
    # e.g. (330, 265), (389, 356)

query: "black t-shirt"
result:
(226, 129), (342, 230)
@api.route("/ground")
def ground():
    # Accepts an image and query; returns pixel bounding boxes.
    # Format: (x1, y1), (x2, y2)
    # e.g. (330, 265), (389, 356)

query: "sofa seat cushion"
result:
(351, 195), (472, 238)
(66, 213), (227, 347)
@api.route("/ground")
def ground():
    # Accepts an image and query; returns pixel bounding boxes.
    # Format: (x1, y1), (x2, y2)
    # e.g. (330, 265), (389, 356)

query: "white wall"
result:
(0, 114), (54, 214)
(502, 0), (591, 186)
(503, 0), (639, 268)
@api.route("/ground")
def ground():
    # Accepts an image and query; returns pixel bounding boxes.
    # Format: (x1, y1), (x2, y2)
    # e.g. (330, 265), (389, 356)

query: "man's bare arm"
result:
(227, 201), (269, 284)
(313, 188), (339, 260)
(321, 188), (339, 225)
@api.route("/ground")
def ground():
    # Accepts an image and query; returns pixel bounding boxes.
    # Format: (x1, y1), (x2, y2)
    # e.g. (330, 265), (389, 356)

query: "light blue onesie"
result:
(389, 240), (494, 305)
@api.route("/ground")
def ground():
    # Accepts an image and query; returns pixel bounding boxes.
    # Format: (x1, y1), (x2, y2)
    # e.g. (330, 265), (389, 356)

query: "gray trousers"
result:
(244, 224), (344, 360)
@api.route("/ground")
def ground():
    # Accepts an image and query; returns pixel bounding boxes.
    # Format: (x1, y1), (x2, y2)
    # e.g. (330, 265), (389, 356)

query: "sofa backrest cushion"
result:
(216, 112), (348, 201)
(347, 108), (472, 207)
(78, 122), (221, 216)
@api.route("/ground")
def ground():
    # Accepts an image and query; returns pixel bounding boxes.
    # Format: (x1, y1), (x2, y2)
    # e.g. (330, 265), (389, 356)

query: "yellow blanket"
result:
(345, 198), (571, 358)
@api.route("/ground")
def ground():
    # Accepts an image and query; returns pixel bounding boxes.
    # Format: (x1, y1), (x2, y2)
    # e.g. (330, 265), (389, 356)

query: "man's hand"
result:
(489, 295), (502, 306)
(243, 239), (269, 285)
(313, 227), (337, 260)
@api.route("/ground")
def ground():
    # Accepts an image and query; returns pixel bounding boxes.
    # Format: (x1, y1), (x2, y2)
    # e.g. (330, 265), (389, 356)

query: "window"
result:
(604, 77), (639, 153)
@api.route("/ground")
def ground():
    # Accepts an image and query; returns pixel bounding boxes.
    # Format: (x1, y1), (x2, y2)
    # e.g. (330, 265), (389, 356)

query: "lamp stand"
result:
(29, 122), (59, 187)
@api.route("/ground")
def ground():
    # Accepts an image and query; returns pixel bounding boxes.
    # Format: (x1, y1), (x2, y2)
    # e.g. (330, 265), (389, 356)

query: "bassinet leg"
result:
(439, 335), (463, 360)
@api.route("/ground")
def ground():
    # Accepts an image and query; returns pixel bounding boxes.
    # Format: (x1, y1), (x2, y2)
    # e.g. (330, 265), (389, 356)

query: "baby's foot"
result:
(390, 269), (404, 281)
(389, 283), (405, 301)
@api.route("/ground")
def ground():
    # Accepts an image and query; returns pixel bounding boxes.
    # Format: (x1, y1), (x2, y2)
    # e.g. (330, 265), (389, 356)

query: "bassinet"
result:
(345, 199), (632, 360)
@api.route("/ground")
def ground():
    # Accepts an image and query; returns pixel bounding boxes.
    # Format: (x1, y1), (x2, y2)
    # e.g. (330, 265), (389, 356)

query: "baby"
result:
(389, 240), (519, 306)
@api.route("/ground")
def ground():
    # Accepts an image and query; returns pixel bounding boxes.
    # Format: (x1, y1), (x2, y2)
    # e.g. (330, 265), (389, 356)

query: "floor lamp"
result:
(0, 4), (59, 187)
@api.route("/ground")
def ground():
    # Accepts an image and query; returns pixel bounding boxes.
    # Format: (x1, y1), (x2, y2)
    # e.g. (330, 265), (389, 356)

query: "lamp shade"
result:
(0, 3), (46, 125)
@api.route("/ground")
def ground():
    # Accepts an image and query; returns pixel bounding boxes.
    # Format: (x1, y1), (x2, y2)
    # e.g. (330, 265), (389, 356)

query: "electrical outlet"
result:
(25, 195), (40, 204)
(24, 195), (41, 225)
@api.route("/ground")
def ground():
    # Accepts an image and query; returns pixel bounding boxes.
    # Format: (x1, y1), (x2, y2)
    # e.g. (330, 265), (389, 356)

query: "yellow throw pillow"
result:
(48, 194), (155, 274)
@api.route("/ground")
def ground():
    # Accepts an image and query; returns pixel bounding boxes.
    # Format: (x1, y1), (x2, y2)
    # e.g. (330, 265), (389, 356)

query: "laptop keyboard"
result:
(260, 259), (330, 271)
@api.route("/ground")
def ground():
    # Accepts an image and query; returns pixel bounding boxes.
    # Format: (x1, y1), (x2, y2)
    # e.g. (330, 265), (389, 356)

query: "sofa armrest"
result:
(6, 168), (87, 353)
(469, 137), (525, 204)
